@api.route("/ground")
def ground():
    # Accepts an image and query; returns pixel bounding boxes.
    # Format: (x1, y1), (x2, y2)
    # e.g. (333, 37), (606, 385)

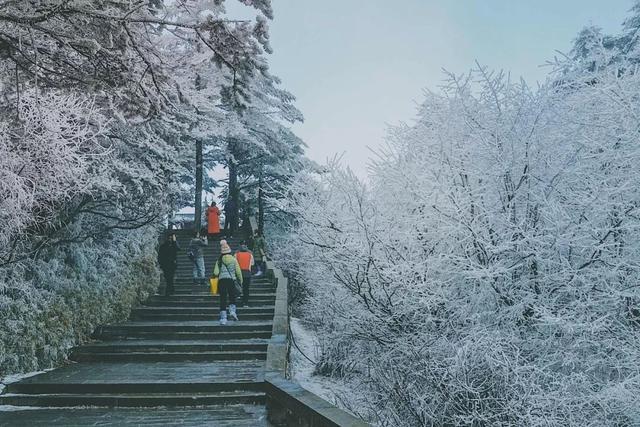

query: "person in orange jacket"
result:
(235, 243), (255, 307)
(207, 201), (221, 238)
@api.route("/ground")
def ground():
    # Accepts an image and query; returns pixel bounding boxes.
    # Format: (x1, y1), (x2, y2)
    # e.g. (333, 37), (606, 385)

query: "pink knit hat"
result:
(220, 240), (232, 255)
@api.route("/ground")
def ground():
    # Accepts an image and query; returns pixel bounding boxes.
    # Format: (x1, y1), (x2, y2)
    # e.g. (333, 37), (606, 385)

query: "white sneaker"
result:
(219, 310), (227, 325)
(229, 304), (238, 321)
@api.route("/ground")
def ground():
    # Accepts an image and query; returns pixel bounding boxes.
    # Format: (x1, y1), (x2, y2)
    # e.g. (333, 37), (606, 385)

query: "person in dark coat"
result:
(157, 232), (180, 296)
(188, 231), (208, 286)
(252, 230), (267, 276)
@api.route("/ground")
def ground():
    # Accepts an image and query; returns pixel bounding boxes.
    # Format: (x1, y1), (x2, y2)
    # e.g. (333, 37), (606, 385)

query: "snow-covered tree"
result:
(560, 1), (640, 78)
(0, 0), (307, 376)
(276, 58), (640, 426)
(207, 64), (306, 231)
(619, 0), (640, 62)
(565, 25), (616, 75)
(0, 90), (107, 263)
(0, 0), (304, 256)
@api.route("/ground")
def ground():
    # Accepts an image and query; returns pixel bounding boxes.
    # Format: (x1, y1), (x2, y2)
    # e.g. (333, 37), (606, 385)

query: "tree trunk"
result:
(258, 168), (264, 234)
(228, 144), (239, 233)
(194, 139), (203, 231)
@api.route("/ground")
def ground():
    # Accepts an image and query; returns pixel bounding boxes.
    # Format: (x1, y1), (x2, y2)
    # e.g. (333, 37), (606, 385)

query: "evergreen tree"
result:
(619, 0), (640, 60)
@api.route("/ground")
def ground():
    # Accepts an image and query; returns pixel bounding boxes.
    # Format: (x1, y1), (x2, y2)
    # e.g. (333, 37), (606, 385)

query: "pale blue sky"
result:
(229, 1), (632, 176)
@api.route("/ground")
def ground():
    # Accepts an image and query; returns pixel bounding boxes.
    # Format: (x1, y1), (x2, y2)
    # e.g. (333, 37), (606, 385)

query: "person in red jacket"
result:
(235, 243), (255, 307)
(207, 201), (221, 238)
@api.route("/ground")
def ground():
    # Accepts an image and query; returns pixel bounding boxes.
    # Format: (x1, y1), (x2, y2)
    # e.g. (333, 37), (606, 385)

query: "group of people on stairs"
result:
(156, 224), (268, 325)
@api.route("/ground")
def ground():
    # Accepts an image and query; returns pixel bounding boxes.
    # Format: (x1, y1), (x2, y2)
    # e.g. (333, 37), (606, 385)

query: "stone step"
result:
(160, 284), (265, 291)
(176, 236), (245, 241)
(7, 380), (264, 395)
(132, 307), (275, 315)
(174, 252), (243, 256)
(173, 261), (219, 266)
(97, 321), (273, 334)
(168, 285), (276, 295)
(174, 249), (247, 255)
(176, 234), (245, 238)
(175, 247), (233, 252)
(175, 241), (245, 245)
(130, 312), (274, 321)
(143, 303), (276, 309)
(172, 271), (269, 277)
(141, 295), (275, 308)
(173, 262), (266, 268)
(171, 292), (274, 297)
(175, 247), (247, 254)
(147, 294), (275, 303)
(171, 291), (229, 296)
(170, 290), (275, 300)
(172, 283), (275, 289)
(0, 391), (266, 408)
(176, 266), (268, 270)
(171, 278), (274, 284)
(173, 256), (220, 261)
(71, 351), (267, 362)
(172, 276), (272, 283)
(176, 237), (246, 242)
(170, 283), (274, 288)
(1, 361), (265, 386)
(173, 271), (269, 276)
(170, 288), (275, 295)
(95, 330), (273, 340)
(167, 289), (274, 294)
(0, 406), (269, 427)
(175, 246), (247, 252)
(170, 281), (276, 293)
(75, 339), (268, 352)
(143, 300), (275, 308)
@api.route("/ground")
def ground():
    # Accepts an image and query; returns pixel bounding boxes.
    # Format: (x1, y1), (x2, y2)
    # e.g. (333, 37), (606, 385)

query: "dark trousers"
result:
(219, 278), (237, 311)
(241, 271), (252, 305)
(162, 267), (175, 296)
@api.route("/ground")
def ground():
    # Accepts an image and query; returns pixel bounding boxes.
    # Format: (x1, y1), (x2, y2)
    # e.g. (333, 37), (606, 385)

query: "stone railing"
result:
(264, 261), (369, 427)
(247, 218), (368, 426)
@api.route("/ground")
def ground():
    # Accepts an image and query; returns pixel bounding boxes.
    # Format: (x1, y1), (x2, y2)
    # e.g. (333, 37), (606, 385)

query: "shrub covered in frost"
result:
(0, 226), (159, 376)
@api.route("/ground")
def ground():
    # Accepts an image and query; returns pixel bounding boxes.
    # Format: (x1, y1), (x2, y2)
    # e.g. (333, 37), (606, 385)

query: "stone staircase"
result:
(0, 231), (277, 426)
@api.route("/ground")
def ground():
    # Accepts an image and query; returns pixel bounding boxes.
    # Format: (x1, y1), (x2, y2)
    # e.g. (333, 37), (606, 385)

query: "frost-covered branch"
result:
(275, 61), (640, 426)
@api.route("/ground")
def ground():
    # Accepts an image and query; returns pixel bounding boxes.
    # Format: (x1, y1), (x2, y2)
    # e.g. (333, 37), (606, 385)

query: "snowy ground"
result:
(0, 369), (53, 395)
(289, 317), (353, 408)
